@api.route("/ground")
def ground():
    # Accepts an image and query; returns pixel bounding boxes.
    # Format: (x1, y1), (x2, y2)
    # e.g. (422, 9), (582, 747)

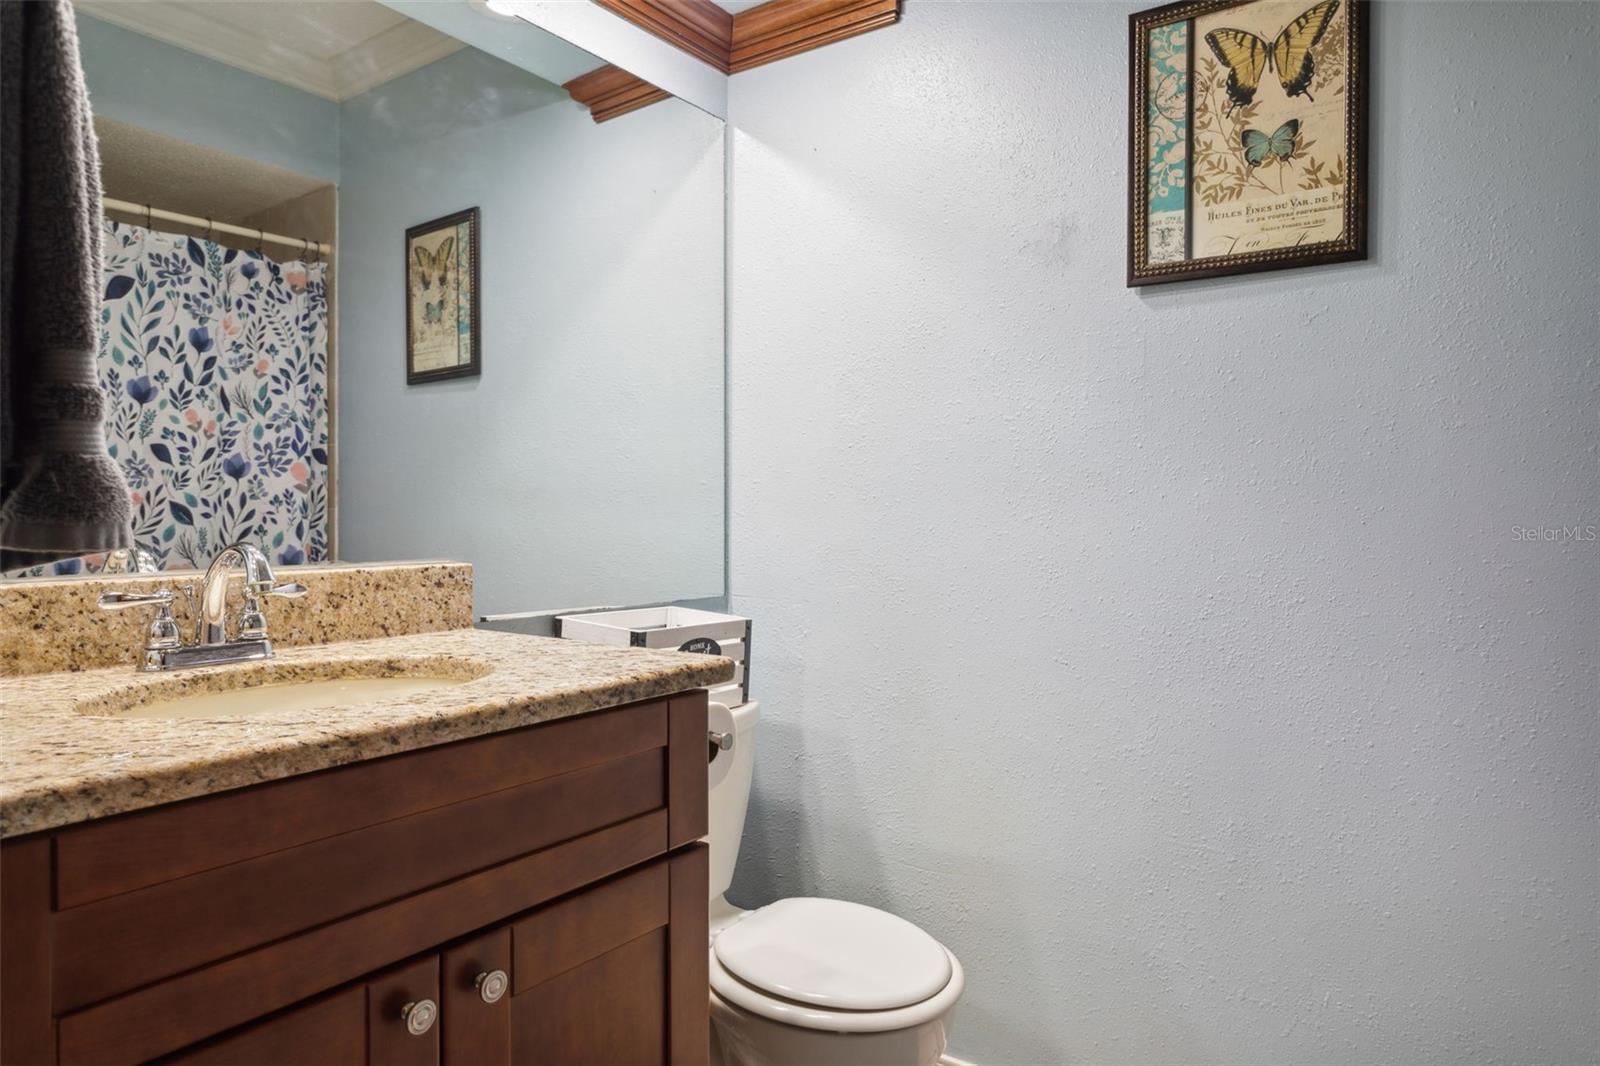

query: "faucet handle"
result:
(99, 589), (181, 654)
(98, 589), (174, 611)
(236, 593), (268, 641)
(236, 582), (308, 641)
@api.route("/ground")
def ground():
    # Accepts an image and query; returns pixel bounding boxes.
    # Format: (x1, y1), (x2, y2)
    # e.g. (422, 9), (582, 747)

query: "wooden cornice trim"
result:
(564, 65), (672, 122)
(589, 0), (900, 75)
(591, 0), (734, 72)
(728, 0), (899, 72)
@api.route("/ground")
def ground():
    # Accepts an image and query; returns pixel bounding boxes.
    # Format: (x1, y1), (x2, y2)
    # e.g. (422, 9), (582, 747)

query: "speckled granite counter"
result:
(1, 561), (474, 676)
(0, 628), (733, 838)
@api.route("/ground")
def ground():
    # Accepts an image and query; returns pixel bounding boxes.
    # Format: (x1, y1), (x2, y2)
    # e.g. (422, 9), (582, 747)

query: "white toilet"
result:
(706, 700), (964, 1066)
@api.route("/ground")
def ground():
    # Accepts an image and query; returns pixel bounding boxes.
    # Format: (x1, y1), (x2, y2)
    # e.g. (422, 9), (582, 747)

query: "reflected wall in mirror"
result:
(1, 0), (726, 618)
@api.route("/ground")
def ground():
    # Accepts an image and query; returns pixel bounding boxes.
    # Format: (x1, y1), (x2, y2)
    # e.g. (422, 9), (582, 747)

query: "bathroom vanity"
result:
(0, 600), (732, 1066)
(2, 0), (740, 1055)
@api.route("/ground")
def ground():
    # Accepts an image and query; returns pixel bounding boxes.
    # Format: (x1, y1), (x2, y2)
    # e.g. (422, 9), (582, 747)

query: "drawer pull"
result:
(475, 969), (509, 1004)
(400, 998), (437, 1036)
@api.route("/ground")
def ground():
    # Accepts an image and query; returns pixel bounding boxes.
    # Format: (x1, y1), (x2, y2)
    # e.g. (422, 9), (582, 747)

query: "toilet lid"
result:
(712, 898), (952, 1011)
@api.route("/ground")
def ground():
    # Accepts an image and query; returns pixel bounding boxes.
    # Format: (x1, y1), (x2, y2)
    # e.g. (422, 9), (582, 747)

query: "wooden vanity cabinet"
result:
(0, 691), (711, 1066)
(162, 850), (706, 1066)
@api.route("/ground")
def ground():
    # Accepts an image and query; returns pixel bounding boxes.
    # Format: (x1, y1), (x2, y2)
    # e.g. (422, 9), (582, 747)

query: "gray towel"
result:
(1, 0), (130, 566)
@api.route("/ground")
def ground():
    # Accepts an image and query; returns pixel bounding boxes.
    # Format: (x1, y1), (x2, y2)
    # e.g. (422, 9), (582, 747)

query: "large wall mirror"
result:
(1, 0), (726, 620)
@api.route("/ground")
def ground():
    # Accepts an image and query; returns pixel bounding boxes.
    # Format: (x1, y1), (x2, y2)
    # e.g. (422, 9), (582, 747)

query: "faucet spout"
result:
(198, 542), (276, 645)
(99, 539), (307, 671)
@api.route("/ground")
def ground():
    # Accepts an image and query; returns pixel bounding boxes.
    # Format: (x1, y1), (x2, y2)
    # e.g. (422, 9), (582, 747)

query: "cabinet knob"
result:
(400, 998), (438, 1036)
(475, 969), (509, 1004)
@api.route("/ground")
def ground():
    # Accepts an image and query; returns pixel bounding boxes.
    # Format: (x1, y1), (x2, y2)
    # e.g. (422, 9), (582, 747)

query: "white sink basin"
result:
(116, 676), (468, 719)
(78, 656), (490, 720)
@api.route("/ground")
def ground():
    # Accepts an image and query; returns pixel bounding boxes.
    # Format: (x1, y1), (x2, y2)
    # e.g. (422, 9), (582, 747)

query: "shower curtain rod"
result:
(103, 197), (332, 258)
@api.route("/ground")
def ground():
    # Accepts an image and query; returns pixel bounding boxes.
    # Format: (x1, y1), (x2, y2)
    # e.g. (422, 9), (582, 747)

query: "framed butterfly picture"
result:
(405, 207), (481, 383)
(1128, 0), (1367, 285)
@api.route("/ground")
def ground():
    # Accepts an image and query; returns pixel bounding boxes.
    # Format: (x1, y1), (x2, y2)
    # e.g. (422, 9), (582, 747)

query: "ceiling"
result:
(712, 1), (766, 11)
(96, 117), (330, 223)
(74, 0), (465, 101)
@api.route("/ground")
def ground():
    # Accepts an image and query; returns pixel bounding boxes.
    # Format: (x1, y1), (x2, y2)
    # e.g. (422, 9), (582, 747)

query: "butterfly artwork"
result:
(1128, 0), (1367, 284)
(405, 209), (481, 383)
(1204, 0), (1340, 113)
(1241, 119), (1300, 166)
(411, 237), (456, 293)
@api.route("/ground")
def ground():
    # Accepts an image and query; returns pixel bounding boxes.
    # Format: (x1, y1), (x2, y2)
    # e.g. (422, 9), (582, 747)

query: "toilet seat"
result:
(709, 898), (965, 1033)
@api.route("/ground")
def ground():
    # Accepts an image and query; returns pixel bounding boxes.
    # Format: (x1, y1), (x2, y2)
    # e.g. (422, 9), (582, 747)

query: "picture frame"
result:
(1128, 0), (1367, 286)
(405, 207), (481, 383)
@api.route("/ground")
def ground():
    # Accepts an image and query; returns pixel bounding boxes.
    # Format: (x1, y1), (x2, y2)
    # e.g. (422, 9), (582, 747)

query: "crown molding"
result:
(728, 0), (898, 72)
(590, 0), (734, 72)
(75, 1), (463, 103)
(563, 65), (671, 122)
(587, 0), (898, 75)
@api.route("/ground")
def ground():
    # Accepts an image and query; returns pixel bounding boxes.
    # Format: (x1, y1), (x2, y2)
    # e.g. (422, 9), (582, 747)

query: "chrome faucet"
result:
(98, 541), (307, 671)
(197, 542), (282, 645)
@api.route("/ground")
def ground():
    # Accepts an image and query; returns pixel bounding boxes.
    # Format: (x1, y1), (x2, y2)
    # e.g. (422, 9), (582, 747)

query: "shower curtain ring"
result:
(143, 203), (153, 229)
(205, 217), (215, 242)
(255, 228), (265, 254)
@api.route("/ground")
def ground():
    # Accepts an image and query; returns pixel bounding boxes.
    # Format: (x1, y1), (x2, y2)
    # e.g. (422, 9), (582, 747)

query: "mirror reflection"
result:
(0, 0), (726, 619)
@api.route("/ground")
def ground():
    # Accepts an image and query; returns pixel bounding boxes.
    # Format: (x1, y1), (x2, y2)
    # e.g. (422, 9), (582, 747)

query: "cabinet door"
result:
(512, 927), (668, 1063)
(442, 927), (512, 1064)
(502, 846), (708, 1066)
(366, 954), (441, 1066)
(165, 986), (365, 1066)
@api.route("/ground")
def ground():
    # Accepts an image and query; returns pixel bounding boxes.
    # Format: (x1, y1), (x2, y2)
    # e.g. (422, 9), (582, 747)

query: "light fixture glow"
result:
(469, 0), (520, 21)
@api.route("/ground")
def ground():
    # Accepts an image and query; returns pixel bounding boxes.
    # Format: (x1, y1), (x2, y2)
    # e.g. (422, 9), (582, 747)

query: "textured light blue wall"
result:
(336, 49), (725, 618)
(75, 14), (340, 183)
(727, 3), (1598, 1064)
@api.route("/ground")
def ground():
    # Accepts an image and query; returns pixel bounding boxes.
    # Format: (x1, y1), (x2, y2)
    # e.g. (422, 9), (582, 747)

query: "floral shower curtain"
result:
(5, 219), (330, 577)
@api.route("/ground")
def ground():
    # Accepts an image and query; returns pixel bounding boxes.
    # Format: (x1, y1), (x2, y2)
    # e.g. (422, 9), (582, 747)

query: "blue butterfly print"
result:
(1241, 119), (1300, 167)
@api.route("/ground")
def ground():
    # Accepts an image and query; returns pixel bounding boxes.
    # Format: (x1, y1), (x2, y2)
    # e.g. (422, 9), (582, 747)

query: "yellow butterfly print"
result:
(1205, 0), (1340, 114)
(412, 236), (456, 292)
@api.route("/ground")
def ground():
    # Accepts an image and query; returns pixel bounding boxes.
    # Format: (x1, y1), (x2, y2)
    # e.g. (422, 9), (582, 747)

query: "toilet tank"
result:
(706, 699), (760, 900)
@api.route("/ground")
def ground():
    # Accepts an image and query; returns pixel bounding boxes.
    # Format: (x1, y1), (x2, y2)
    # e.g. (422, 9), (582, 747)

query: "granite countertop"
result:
(0, 628), (733, 838)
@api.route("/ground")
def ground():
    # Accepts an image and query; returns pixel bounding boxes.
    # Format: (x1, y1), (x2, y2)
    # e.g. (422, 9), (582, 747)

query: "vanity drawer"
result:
(54, 699), (670, 908)
(54, 747), (665, 1010)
